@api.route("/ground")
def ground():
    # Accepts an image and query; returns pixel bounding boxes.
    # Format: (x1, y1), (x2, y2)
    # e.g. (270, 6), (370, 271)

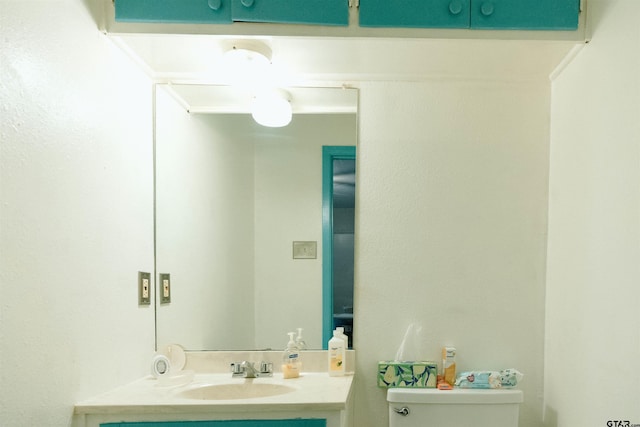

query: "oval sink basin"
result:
(179, 382), (296, 400)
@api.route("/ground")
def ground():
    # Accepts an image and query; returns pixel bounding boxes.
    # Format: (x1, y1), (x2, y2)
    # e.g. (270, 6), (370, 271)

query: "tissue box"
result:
(377, 361), (438, 388)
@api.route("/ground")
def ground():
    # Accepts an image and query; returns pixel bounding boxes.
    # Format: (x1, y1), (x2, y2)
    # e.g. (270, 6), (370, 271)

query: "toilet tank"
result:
(387, 388), (523, 427)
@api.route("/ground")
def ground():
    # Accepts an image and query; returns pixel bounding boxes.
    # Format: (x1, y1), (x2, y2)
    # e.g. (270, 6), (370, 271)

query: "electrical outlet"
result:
(159, 273), (171, 304)
(138, 271), (151, 305)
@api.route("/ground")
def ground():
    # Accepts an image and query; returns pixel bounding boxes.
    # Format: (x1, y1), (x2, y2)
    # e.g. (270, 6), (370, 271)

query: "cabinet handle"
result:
(207, 0), (222, 10)
(480, 2), (494, 16)
(241, 0), (255, 7)
(448, 0), (463, 15)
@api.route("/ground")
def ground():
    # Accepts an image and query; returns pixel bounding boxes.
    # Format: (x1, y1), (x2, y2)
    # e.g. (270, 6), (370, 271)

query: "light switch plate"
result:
(138, 271), (151, 305)
(293, 241), (317, 259)
(159, 273), (171, 304)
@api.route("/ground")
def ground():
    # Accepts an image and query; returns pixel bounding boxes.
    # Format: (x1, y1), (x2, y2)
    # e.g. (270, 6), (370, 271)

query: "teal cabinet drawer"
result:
(359, 0), (470, 28)
(115, 0), (347, 26)
(114, 0), (231, 24)
(232, 0), (348, 26)
(359, 0), (579, 30)
(470, 0), (579, 30)
(101, 419), (327, 426)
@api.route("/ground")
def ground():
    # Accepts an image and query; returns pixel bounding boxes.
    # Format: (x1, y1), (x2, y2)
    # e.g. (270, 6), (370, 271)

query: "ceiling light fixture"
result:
(221, 40), (273, 87)
(223, 40), (272, 67)
(251, 89), (292, 128)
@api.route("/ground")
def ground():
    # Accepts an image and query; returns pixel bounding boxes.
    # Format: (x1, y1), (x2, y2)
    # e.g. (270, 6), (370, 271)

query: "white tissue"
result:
(395, 323), (429, 362)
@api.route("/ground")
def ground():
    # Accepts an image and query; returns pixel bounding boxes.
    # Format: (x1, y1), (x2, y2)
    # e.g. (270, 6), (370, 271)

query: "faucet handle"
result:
(259, 361), (273, 374)
(230, 362), (243, 375)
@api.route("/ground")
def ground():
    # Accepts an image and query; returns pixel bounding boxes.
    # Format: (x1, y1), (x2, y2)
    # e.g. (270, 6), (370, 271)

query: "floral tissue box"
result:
(377, 361), (438, 388)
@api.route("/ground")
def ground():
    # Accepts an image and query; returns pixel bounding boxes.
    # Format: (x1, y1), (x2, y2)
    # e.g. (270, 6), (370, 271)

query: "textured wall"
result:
(546, 0), (640, 424)
(0, 1), (154, 425)
(354, 79), (551, 427)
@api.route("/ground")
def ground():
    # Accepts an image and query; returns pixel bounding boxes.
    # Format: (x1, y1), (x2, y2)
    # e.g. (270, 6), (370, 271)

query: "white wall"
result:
(545, 0), (640, 425)
(354, 79), (552, 427)
(0, 1), (155, 426)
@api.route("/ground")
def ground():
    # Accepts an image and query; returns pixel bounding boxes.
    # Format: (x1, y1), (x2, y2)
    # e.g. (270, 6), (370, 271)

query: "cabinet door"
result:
(231, 0), (348, 26)
(470, 0), (579, 30)
(359, 0), (470, 28)
(114, 0), (232, 24)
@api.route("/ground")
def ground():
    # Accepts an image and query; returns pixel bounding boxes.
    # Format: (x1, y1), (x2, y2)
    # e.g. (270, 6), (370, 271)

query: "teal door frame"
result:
(322, 146), (356, 349)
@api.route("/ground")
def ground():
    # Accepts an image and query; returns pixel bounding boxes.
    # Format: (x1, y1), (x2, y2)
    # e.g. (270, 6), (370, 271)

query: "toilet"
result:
(388, 388), (523, 427)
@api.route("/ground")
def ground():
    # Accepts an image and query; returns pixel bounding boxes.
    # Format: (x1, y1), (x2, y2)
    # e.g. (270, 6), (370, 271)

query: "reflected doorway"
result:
(322, 146), (356, 349)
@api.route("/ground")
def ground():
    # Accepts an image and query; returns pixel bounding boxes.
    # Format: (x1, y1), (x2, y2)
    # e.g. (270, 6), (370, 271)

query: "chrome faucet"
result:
(231, 361), (273, 378)
(241, 361), (259, 378)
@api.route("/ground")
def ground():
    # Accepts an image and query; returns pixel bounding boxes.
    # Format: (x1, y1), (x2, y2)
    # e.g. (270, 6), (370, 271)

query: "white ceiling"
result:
(111, 34), (581, 112)
(113, 34), (579, 82)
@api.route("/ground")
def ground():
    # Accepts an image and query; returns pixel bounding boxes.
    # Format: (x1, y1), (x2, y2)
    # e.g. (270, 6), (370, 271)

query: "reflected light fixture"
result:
(251, 89), (292, 128)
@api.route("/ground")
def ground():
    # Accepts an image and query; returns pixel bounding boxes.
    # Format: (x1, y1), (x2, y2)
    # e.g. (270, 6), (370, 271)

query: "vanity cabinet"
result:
(358, 0), (580, 30)
(114, 0), (349, 26)
(75, 370), (353, 427)
(102, 421), (325, 427)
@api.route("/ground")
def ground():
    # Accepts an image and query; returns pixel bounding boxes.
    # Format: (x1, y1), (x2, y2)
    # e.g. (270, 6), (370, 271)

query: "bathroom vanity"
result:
(74, 351), (355, 427)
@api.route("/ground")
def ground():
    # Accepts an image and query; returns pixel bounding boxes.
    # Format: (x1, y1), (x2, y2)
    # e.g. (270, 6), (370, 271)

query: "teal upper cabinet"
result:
(470, 0), (580, 30)
(114, 0), (348, 26)
(114, 0), (232, 24)
(359, 0), (579, 30)
(231, 0), (348, 26)
(359, 0), (470, 28)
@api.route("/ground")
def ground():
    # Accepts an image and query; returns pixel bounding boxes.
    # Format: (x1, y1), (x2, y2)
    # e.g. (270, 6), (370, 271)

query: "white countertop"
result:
(75, 372), (354, 416)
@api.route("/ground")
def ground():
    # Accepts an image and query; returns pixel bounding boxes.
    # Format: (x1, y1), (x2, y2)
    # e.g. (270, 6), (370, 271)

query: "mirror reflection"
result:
(155, 84), (358, 350)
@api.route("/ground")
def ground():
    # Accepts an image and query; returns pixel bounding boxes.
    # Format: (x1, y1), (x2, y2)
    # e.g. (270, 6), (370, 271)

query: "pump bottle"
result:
(282, 332), (300, 379)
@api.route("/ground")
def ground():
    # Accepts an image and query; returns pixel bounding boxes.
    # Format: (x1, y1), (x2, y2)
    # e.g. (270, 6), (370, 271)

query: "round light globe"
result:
(251, 90), (292, 128)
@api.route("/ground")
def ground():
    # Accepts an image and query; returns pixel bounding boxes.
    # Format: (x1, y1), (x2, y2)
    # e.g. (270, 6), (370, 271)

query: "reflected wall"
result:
(155, 87), (357, 350)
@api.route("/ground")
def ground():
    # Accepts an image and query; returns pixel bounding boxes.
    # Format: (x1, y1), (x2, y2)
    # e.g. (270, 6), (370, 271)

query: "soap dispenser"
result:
(282, 332), (300, 379)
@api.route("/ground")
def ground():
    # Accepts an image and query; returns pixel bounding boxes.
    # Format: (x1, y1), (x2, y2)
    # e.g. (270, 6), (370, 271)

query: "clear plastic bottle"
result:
(328, 330), (346, 376)
(282, 332), (300, 379)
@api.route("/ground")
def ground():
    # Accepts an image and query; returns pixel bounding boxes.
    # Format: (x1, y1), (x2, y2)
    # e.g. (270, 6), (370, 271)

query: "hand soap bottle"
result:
(328, 330), (346, 376)
(282, 332), (300, 379)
